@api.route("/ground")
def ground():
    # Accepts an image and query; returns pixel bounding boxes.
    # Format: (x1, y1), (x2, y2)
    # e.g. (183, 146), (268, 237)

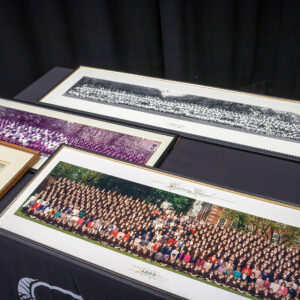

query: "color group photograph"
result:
(18, 161), (300, 299)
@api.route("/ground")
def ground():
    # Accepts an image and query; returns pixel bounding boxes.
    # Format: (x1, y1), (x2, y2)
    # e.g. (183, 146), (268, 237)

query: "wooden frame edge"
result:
(0, 141), (40, 199)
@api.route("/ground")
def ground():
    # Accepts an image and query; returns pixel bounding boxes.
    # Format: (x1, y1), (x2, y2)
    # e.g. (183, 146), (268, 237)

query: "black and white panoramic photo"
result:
(65, 77), (300, 142)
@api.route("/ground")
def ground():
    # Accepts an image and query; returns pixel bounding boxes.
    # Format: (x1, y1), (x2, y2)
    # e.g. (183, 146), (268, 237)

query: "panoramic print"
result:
(17, 161), (300, 299)
(65, 76), (300, 142)
(0, 106), (161, 165)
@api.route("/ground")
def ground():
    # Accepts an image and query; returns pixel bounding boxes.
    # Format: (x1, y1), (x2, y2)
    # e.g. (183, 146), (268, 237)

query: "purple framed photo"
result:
(0, 99), (174, 168)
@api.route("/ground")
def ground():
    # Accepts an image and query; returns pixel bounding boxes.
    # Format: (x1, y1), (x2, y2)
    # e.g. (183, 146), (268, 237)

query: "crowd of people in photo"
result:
(67, 81), (300, 141)
(22, 177), (300, 299)
(0, 118), (67, 155)
(0, 116), (152, 164)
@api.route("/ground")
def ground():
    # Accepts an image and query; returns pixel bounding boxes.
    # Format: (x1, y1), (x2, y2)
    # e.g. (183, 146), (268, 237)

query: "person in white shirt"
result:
(288, 279), (298, 290)
(117, 232), (125, 239)
(270, 279), (280, 292)
(72, 207), (79, 216)
(171, 247), (180, 258)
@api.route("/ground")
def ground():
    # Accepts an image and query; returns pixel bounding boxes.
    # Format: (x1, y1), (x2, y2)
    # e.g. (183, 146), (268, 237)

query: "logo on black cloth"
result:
(18, 277), (84, 300)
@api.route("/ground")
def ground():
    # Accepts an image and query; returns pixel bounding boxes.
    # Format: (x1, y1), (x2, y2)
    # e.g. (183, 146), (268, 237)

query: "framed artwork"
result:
(0, 145), (299, 299)
(40, 66), (300, 160)
(0, 141), (40, 199)
(0, 98), (175, 169)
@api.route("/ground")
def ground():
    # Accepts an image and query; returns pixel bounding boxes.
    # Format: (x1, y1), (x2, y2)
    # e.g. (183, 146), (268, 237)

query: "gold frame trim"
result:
(0, 141), (40, 199)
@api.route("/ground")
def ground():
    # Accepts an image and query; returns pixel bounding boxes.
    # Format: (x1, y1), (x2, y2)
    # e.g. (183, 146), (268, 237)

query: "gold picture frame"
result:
(0, 141), (40, 199)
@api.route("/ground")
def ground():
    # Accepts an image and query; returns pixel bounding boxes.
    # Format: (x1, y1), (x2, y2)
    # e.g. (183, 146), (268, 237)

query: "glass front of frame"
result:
(0, 99), (174, 168)
(0, 146), (299, 299)
(40, 66), (300, 159)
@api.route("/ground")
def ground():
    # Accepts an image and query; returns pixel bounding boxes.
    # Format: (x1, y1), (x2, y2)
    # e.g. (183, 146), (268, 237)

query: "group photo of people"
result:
(66, 76), (300, 142)
(19, 162), (300, 300)
(0, 105), (159, 164)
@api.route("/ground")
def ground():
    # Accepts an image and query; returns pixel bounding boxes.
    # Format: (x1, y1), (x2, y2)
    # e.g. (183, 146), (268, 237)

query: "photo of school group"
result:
(0, 105), (161, 165)
(17, 162), (300, 299)
(66, 76), (300, 142)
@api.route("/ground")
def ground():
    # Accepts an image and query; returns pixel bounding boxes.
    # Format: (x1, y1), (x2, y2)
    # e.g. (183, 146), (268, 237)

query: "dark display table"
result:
(0, 67), (299, 300)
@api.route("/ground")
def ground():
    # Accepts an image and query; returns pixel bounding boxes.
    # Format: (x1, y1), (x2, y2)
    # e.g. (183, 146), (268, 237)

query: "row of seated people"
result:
(22, 177), (299, 299)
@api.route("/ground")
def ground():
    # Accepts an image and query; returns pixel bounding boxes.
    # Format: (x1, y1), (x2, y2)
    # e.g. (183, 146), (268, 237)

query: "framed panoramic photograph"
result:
(0, 141), (40, 199)
(0, 145), (299, 299)
(0, 98), (175, 169)
(40, 66), (300, 160)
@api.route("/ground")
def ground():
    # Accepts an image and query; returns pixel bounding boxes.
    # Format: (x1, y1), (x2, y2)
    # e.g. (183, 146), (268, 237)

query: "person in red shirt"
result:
(208, 254), (218, 264)
(111, 229), (119, 238)
(167, 237), (177, 246)
(87, 221), (94, 228)
(77, 218), (84, 226)
(153, 209), (160, 215)
(153, 243), (161, 252)
(123, 233), (130, 241)
(198, 256), (206, 267)
(241, 263), (252, 276)
(31, 201), (41, 211)
(190, 227), (196, 234)
(167, 237), (174, 245)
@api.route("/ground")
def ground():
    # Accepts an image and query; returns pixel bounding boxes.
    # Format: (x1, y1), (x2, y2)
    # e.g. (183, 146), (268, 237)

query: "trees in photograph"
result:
(49, 162), (195, 214)
(222, 208), (300, 247)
